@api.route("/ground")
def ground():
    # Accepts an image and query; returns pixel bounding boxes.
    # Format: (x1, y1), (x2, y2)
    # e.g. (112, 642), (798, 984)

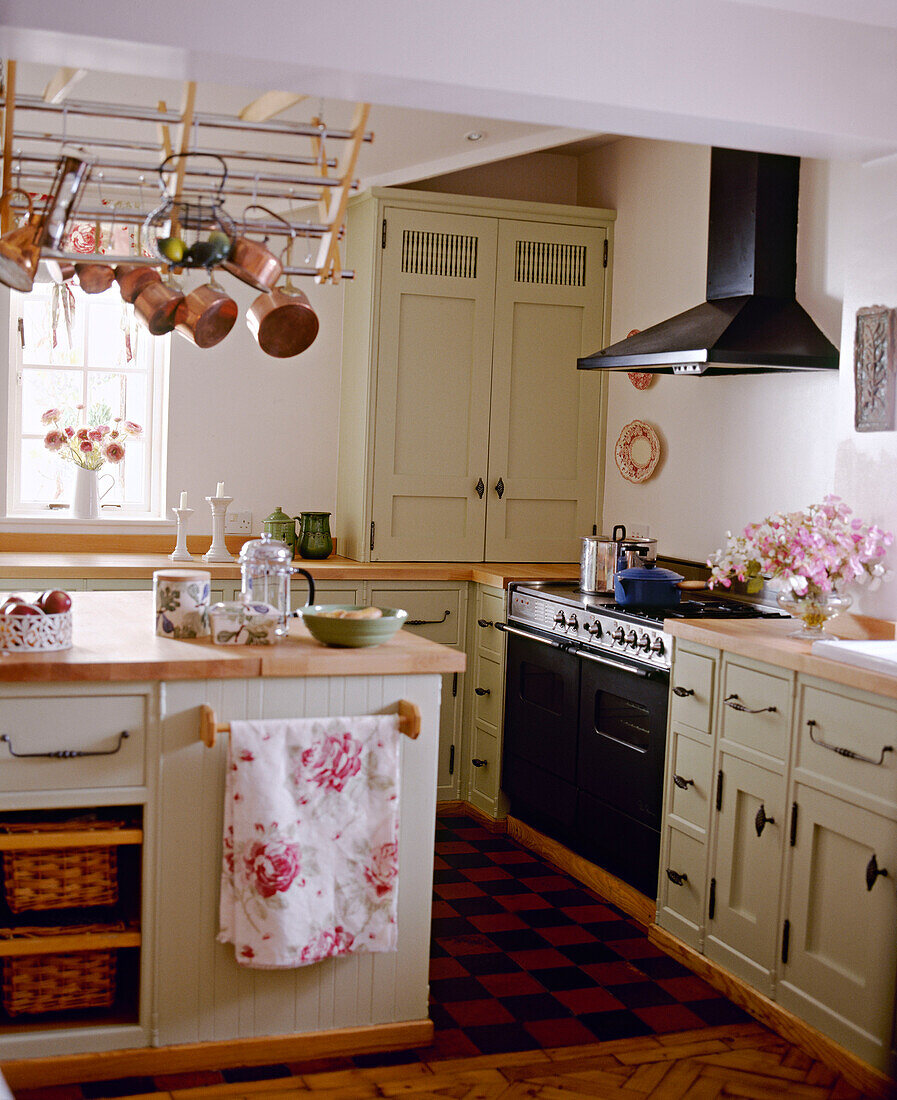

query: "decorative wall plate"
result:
(628, 371), (653, 390)
(615, 419), (661, 483)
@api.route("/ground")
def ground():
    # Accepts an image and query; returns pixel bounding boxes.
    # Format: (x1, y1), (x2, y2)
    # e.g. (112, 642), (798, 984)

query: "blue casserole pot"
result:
(614, 564), (684, 607)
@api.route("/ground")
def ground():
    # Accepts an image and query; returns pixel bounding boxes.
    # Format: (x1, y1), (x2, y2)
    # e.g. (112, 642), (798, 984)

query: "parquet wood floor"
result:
(80, 1023), (882, 1099)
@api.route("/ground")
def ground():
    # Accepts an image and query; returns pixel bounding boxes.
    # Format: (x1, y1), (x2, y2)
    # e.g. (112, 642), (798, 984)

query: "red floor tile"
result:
(633, 1003), (709, 1033)
(429, 956), (471, 980)
(468, 911), (529, 933)
(434, 881), (487, 899)
(508, 947), (575, 970)
(477, 970), (548, 998)
(524, 1016), (599, 1048)
(582, 960), (648, 985)
(554, 986), (628, 1014)
(560, 904), (621, 923)
(537, 924), (599, 947)
(423, 1027), (482, 1060)
(521, 875), (577, 893)
(658, 974), (722, 1001)
(606, 936), (665, 959)
(489, 849), (540, 864)
(435, 840), (479, 854)
(445, 998), (516, 1028)
(496, 892), (553, 912)
(463, 865), (514, 882)
(431, 899), (460, 919)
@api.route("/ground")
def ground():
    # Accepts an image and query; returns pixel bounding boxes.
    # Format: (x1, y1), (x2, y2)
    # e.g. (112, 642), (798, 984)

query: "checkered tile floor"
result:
(17, 812), (751, 1099)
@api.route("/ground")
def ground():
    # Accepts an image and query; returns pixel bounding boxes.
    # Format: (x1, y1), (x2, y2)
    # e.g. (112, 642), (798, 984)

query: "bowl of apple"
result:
(0, 590), (73, 652)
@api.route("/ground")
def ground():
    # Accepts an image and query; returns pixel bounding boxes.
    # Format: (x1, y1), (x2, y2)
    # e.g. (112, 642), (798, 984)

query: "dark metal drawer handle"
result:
(673, 774), (694, 790)
(672, 686), (694, 698)
(807, 720), (894, 766)
(471, 758), (487, 768)
(1, 730), (130, 760)
(666, 868), (688, 886)
(755, 804), (775, 836)
(406, 610), (451, 626)
(725, 694), (777, 714)
(866, 854), (889, 891)
(477, 619), (494, 628)
(474, 687), (491, 696)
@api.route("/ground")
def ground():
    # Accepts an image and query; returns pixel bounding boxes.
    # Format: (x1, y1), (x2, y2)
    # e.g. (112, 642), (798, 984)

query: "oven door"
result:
(502, 629), (579, 841)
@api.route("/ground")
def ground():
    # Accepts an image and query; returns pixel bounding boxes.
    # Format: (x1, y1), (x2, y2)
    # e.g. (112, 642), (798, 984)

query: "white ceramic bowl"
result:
(300, 605), (407, 648)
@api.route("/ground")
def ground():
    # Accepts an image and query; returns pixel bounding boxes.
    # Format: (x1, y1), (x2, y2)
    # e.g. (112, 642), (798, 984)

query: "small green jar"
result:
(262, 506), (298, 557)
(297, 511), (333, 559)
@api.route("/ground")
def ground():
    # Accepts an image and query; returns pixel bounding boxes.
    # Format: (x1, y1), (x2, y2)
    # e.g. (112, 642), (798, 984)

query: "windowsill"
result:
(0, 515), (175, 531)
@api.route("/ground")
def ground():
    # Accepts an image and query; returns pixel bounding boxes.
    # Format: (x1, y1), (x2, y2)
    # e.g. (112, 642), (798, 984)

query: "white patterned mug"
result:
(153, 569), (212, 638)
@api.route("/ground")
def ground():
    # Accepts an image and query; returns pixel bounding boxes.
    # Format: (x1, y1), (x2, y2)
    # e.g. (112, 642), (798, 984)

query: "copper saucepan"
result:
(0, 189), (44, 292)
(115, 263), (162, 304)
(246, 283), (319, 358)
(134, 277), (186, 336)
(221, 203), (288, 292)
(76, 262), (115, 293)
(175, 279), (238, 348)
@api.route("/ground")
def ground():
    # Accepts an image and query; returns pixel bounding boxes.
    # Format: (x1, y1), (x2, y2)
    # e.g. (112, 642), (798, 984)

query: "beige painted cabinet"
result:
(336, 188), (613, 563)
(463, 584), (509, 819)
(657, 644), (897, 1075)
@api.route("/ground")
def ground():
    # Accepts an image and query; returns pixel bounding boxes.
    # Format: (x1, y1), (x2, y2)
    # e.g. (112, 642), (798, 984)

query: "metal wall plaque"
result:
(855, 305), (896, 431)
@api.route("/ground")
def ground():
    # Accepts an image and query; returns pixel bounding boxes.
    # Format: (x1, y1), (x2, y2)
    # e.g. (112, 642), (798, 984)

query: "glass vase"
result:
(776, 587), (852, 639)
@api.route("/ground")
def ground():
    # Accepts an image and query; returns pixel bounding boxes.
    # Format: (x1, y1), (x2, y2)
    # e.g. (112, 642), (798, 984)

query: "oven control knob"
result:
(587, 621), (603, 639)
(566, 614), (578, 632)
(553, 611), (566, 627)
(639, 634), (651, 652)
(650, 637), (665, 656)
(625, 630), (638, 648)
(611, 626), (625, 644)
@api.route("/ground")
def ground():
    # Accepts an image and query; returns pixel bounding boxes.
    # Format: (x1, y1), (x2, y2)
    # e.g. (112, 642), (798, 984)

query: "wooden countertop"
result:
(667, 614), (897, 700)
(0, 553), (578, 589)
(0, 592), (466, 683)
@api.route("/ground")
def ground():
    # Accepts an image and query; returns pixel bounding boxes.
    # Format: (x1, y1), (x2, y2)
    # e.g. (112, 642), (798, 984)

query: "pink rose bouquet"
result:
(41, 406), (142, 470)
(708, 496), (893, 598)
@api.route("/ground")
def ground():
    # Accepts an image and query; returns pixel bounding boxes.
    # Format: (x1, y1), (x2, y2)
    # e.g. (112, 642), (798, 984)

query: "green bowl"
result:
(299, 605), (408, 648)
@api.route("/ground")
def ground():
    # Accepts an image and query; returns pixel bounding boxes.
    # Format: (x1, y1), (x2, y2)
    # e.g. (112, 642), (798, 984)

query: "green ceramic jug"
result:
(262, 506), (298, 557)
(297, 511), (333, 559)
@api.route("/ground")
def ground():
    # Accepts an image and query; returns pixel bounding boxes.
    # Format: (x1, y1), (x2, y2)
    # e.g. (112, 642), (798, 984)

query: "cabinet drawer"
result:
(796, 683), (897, 806)
(476, 589), (506, 662)
(720, 659), (792, 760)
(367, 586), (463, 646)
(668, 731), (713, 832)
(470, 727), (500, 803)
(472, 653), (503, 728)
(0, 694), (146, 792)
(670, 647), (715, 732)
(659, 827), (707, 936)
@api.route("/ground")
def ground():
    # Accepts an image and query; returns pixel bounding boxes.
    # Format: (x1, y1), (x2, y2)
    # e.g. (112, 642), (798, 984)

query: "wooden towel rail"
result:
(199, 699), (421, 748)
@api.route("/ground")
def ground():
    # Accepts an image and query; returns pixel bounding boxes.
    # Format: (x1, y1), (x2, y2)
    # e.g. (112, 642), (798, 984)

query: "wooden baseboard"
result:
(436, 800), (508, 832)
(649, 924), (896, 1100)
(506, 816), (656, 927)
(0, 1018), (433, 1089)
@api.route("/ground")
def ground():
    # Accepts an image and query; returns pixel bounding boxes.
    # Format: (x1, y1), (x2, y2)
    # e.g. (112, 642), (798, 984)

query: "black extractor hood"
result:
(578, 147), (840, 375)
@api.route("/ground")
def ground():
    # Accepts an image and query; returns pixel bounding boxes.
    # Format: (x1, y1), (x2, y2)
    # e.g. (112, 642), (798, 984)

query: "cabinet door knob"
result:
(754, 804), (775, 837)
(494, 477), (504, 499)
(672, 686), (694, 698)
(474, 687), (491, 696)
(475, 477), (485, 499)
(673, 774), (694, 790)
(666, 868), (688, 886)
(477, 618), (493, 628)
(866, 853), (889, 891)
(471, 757), (487, 768)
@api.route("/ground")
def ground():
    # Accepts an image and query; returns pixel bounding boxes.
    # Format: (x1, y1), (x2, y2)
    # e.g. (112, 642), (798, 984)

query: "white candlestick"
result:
(203, 495), (235, 563)
(179, 490), (187, 509)
(216, 481), (225, 497)
(169, 507), (195, 562)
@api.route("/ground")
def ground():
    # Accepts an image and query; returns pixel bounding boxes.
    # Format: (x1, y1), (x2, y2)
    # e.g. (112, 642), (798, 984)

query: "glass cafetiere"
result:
(239, 534), (315, 637)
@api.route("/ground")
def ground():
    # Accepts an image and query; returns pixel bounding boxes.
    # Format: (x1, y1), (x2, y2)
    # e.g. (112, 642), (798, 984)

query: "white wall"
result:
(576, 137), (897, 619)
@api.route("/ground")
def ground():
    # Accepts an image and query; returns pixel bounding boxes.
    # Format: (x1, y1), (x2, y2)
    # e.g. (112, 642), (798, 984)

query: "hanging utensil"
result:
(0, 189), (44, 292)
(38, 154), (92, 252)
(144, 153), (235, 269)
(115, 211), (162, 302)
(134, 273), (185, 335)
(175, 275), (238, 348)
(246, 236), (319, 358)
(74, 216), (114, 294)
(221, 203), (285, 291)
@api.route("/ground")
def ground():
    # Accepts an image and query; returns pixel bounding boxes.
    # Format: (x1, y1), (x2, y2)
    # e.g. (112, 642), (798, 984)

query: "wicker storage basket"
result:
(2, 947), (116, 1016)
(0, 820), (122, 913)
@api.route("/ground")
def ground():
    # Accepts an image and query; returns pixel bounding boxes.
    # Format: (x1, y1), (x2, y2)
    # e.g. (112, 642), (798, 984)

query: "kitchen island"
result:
(0, 592), (464, 1090)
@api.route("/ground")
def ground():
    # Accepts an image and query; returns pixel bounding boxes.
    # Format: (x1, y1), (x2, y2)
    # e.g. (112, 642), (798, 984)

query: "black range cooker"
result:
(499, 581), (787, 898)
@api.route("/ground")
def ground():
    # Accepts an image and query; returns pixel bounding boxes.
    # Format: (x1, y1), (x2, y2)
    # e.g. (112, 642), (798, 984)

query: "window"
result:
(7, 281), (169, 517)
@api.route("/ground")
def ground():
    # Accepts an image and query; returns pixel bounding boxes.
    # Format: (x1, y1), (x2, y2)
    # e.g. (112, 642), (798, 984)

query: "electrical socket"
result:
(628, 522), (651, 537)
(225, 510), (252, 533)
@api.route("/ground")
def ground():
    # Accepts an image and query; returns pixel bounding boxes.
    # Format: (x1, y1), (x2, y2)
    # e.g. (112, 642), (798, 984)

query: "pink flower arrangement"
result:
(41, 405), (142, 470)
(708, 496), (893, 598)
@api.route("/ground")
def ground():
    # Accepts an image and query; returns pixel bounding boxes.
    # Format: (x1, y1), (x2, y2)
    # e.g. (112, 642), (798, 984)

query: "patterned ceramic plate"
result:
(615, 420), (661, 483)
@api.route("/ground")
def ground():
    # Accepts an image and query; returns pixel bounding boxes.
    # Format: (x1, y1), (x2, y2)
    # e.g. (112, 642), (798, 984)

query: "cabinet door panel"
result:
(658, 827), (707, 947)
(668, 730), (713, 832)
(485, 220), (606, 562)
(371, 208), (497, 561)
(720, 660), (792, 761)
(670, 647), (716, 733)
(706, 753), (785, 991)
(779, 783), (897, 1067)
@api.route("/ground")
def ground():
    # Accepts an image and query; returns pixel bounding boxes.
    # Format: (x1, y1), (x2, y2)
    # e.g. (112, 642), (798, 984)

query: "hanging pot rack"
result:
(0, 63), (371, 284)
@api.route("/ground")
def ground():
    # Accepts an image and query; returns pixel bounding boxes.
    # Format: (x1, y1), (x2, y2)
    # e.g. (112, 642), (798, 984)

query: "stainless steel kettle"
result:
(618, 537), (658, 570)
(580, 524), (626, 594)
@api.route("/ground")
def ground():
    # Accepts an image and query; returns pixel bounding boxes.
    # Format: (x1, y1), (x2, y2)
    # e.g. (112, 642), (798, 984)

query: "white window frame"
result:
(6, 284), (169, 519)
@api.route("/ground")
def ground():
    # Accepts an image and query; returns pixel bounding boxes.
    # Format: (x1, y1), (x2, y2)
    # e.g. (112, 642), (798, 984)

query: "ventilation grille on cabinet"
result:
(515, 240), (586, 286)
(401, 230), (478, 278)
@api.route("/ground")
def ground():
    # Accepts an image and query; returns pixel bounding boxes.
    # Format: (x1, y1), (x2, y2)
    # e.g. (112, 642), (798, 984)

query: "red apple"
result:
(0, 596), (24, 614)
(5, 601), (42, 616)
(37, 589), (72, 615)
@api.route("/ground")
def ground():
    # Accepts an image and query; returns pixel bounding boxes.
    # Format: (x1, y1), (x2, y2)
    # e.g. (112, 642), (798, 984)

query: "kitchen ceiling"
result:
(6, 62), (601, 196)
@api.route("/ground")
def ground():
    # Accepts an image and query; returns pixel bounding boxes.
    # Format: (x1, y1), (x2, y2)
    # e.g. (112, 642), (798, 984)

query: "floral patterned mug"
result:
(153, 569), (212, 638)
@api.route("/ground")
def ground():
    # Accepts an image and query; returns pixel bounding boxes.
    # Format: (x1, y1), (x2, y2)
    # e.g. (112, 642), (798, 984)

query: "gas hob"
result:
(507, 581), (788, 671)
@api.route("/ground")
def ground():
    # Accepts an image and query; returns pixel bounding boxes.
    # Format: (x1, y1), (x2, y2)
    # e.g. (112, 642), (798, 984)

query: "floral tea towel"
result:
(218, 714), (400, 969)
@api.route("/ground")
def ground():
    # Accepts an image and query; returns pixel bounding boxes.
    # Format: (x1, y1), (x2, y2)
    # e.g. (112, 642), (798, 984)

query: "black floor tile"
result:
(449, 895), (507, 917)
(497, 993), (572, 1021)
(579, 1009), (655, 1041)
(605, 981), (678, 1009)
(535, 965), (599, 992)
(460, 1021), (539, 1054)
(429, 975), (492, 1002)
(487, 928), (553, 953)
(221, 1064), (293, 1083)
(556, 940), (621, 965)
(460, 952), (523, 976)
